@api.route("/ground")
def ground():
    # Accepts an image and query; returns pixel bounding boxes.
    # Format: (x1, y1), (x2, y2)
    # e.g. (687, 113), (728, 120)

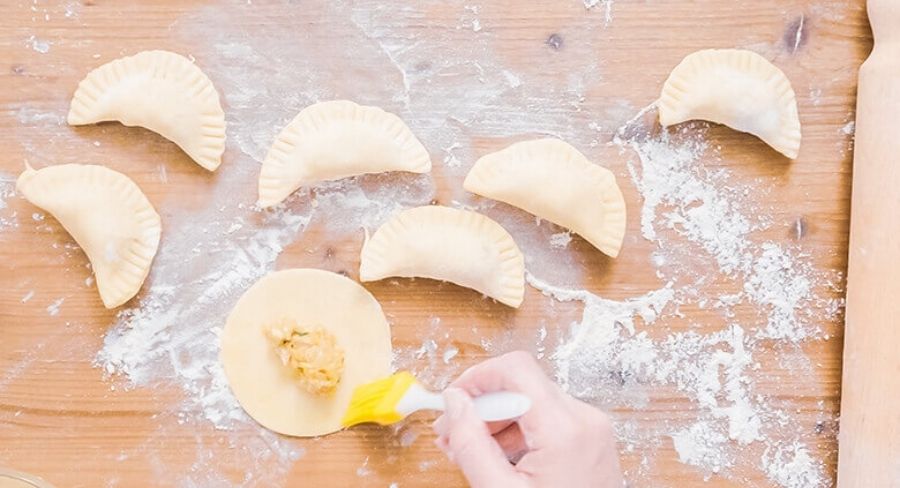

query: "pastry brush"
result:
(341, 371), (531, 427)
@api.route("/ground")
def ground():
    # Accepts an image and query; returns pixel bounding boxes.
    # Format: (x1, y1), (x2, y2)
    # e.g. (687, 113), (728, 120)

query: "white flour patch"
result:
(808, 87), (822, 106)
(305, 174), (435, 235)
(64, 1), (81, 18)
(460, 5), (482, 32)
(622, 129), (756, 275)
(744, 243), (816, 340)
(762, 441), (826, 487)
(0, 175), (17, 231)
(46, 297), (64, 316)
(25, 35), (51, 54)
(618, 119), (829, 342)
(442, 345), (459, 364)
(671, 421), (732, 476)
(527, 272), (675, 396)
(533, 111), (838, 486)
(549, 231), (572, 249)
(16, 107), (66, 126)
(394, 317), (461, 391)
(840, 121), (855, 136)
(583, 0), (615, 25)
(442, 142), (463, 168)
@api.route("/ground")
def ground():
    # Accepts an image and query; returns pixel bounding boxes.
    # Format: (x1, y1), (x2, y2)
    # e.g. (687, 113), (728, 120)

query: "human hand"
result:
(432, 351), (624, 488)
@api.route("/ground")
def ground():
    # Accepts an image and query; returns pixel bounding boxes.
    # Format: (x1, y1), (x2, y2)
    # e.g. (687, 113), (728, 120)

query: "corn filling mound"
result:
(267, 321), (345, 395)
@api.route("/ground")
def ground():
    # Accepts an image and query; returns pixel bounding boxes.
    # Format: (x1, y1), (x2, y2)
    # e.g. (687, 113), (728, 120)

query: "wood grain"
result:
(0, 1), (868, 487)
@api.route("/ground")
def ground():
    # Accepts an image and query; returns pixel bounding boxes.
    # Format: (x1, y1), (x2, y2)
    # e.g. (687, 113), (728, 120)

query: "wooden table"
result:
(0, 1), (868, 486)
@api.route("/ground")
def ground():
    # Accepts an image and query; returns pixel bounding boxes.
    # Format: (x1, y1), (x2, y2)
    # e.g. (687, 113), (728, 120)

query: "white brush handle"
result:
(396, 383), (532, 422)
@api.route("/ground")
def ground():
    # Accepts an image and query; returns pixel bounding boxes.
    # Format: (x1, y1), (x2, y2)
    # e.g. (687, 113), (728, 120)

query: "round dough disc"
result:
(220, 268), (392, 437)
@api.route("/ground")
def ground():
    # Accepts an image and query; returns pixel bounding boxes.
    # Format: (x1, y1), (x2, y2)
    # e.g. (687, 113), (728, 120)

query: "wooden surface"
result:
(838, 1), (900, 486)
(0, 1), (869, 487)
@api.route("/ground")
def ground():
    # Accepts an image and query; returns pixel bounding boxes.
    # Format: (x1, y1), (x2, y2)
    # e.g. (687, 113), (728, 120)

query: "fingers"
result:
(432, 388), (525, 487)
(450, 351), (566, 448)
(492, 422), (528, 463)
(451, 351), (559, 400)
(435, 417), (525, 461)
(485, 419), (515, 435)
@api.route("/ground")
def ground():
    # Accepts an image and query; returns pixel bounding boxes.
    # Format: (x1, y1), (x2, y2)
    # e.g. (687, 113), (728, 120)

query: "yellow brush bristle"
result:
(341, 371), (417, 428)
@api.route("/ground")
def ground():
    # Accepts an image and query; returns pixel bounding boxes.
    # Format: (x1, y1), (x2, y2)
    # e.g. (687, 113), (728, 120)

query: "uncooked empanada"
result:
(359, 205), (525, 308)
(257, 100), (431, 208)
(464, 138), (627, 258)
(68, 50), (226, 171)
(658, 49), (801, 159)
(17, 164), (161, 309)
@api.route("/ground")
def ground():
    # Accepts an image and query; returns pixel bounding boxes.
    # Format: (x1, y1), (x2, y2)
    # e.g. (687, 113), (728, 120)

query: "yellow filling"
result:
(266, 320), (345, 395)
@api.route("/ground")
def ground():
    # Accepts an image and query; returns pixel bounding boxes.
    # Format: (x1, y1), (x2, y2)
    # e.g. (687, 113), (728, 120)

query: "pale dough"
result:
(464, 138), (627, 258)
(220, 268), (392, 437)
(68, 50), (226, 171)
(359, 205), (525, 308)
(658, 48), (801, 159)
(257, 100), (432, 208)
(16, 164), (161, 309)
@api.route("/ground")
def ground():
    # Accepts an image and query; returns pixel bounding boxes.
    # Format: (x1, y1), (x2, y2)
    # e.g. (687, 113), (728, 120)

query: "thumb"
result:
(438, 388), (523, 487)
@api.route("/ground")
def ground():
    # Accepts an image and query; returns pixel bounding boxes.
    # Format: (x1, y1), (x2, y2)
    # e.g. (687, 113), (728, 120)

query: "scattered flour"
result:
(0, 178), (17, 231)
(356, 456), (372, 477)
(90, 5), (439, 484)
(762, 442), (826, 487)
(529, 112), (838, 486)
(64, 1), (80, 19)
(3, 1), (840, 486)
(549, 231), (573, 249)
(46, 297), (64, 316)
(16, 107), (65, 126)
(394, 317), (461, 391)
(840, 121), (855, 136)
(744, 243), (816, 340)
(619, 115), (829, 342)
(442, 142), (463, 168)
(442, 345), (459, 364)
(583, 0), (615, 25)
(671, 421), (732, 476)
(25, 35), (51, 54)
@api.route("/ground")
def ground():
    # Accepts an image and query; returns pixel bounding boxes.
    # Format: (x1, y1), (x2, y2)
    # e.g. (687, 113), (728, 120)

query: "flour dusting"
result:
(530, 112), (839, 486)
(89, 3), (445, 483)
(0, 175), (17, 231)
(6, 0), (842, 486)
(762, 442), (826, 487)
(25, 35), (51, 54)
(549, 231), (573, 249)
(46, 297), (64, 316)
(840, 121), (855, 136)
(583, 0), (615, 25)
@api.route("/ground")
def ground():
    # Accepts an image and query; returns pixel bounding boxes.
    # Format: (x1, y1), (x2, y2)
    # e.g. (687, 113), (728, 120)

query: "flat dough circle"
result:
(220, 268), (392, 437)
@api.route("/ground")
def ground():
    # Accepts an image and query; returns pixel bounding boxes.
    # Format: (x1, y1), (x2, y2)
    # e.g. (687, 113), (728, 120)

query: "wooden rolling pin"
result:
(837, 1), (900, 486)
